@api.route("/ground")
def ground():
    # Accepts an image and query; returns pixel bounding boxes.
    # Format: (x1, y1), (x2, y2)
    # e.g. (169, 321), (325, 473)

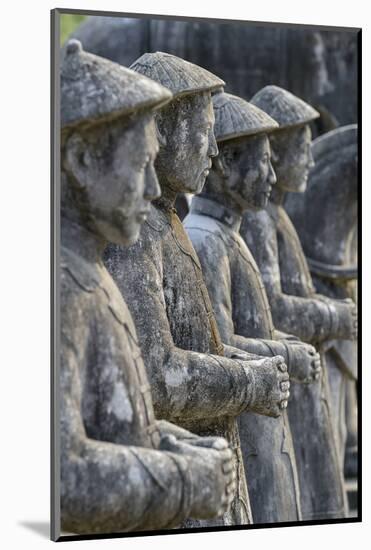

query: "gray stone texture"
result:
(61, 39), (172, 132)
(105, 52), (290, 527)
(285, 125), (358, 472)
(60, 41), (236, 534)
(240, 86), (356, 520)
(184, 92), (320, 523)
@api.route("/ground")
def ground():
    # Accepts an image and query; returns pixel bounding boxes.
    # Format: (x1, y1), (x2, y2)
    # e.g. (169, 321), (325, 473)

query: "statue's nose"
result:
(145, 163), (161, 201)
(208, 130), (219, 158)
(307, 147), (315, 169)
(268, 161), (277, 186)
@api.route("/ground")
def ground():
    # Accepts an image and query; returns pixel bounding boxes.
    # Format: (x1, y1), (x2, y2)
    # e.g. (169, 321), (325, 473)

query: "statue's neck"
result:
(61, 206), (106, 264)
(153, 176), (178, 212)
(223, 193), (245, 216)
(270, 185), (286, 206)
(61, 172), (106, 262)
(203, 170), (245, 216)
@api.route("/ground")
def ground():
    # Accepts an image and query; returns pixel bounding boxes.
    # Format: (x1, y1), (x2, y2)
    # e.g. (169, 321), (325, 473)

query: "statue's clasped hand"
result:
(344, 298), (358, 340)
(288, 341), (322, 384)
(334, 297), (358, 340)
(243, 355), (290, 418)
(159, 434), (236, 519)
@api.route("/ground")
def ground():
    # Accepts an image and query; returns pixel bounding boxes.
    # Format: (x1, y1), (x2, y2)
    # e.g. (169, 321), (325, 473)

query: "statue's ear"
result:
(64, 133), (92, 190)
(270, 146), (279, 165)
(217, 145), (233, 178)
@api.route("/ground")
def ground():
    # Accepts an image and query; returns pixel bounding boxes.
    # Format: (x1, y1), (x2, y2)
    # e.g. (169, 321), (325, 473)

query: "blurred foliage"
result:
(60, 14), (87, 45)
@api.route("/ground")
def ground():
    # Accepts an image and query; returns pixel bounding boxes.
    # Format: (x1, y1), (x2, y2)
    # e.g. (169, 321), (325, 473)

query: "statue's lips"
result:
(114, 205), (151, 223)
(205, 159), (212, 171)
(137, 210), (150, 222)
(202, 161), (212, 177)
(137, 204), (151, 222)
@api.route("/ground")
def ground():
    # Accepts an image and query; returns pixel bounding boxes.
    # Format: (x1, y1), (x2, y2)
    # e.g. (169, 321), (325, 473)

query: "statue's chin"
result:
(292, 176), (308, 194)
(98, 221), (140, 247)
(122, 232), (140, 246)
(191, 174), (208, 196)
(280, 177), (307, 194)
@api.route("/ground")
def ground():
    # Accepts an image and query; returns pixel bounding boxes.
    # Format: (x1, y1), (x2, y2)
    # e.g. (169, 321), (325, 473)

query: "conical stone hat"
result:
(130, 52), (225, 99)
(213, 92), (279, 142)
(250, 85), (319, 130)
(61, 40), (172, 131)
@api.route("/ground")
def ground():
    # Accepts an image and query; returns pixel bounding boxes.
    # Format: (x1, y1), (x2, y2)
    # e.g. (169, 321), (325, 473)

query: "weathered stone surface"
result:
(60, 41), (236, 534)
(130, 51), (224, 97)
(61, 39), (171, 132)
(185, 197), (302, 524)
(285, 125), (358, 470)
(247, 87), (357, 344)
(185, 92), (321, 523)
(249, 85), (319, 130)
(70, 17), (358, 134)
(105, 53), (290, 527)
(213, 91), (278, 141)
(240, 87), (356, 519)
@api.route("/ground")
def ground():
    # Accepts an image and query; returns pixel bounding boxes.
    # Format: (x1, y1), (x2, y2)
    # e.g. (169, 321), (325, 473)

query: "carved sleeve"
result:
(187, 226), (289, 363)
(241, 210), (334, 344)
(60, 277), (196, 533)
(105, 226), (250, 422)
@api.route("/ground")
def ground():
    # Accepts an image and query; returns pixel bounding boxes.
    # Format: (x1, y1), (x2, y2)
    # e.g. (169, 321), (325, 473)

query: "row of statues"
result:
(60, 39), (357, 534)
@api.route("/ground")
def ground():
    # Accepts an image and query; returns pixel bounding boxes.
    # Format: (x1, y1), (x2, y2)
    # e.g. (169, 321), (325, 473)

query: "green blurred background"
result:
(60, 14), (87, 45)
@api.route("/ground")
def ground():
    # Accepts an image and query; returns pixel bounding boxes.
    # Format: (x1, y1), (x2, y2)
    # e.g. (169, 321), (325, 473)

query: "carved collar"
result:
(190, 196), (242, 232)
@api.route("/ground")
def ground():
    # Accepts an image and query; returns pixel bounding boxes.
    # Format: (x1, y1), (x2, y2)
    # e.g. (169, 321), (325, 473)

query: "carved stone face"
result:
(64, 114), (160, 245)
(218, 133), (276, 211)
(155, 91), (218, 195)
(269, 124), (314, 193)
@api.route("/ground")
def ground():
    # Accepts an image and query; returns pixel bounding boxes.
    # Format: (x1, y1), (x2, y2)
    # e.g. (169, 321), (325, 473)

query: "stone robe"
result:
(240, 200), (348, 519)
(105, 202), (253, 527)
(61, 235), (200, 534)
(184, 196), (301, 524)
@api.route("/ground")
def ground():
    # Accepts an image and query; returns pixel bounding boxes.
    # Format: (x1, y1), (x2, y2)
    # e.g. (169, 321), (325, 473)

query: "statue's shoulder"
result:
(61, 246), (100, 294)
(242, 207), (276, 238)
(184, 212), (229, 251)
(184, 212), (221, 233)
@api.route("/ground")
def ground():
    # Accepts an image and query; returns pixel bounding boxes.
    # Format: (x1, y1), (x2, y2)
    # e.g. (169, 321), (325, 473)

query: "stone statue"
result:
(104, 53), (290, 527)
(240, 85), (357, 519)
(60, 40), (237, 535)
(184, 92), (323, 523)
(285, 125), (358, 473)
